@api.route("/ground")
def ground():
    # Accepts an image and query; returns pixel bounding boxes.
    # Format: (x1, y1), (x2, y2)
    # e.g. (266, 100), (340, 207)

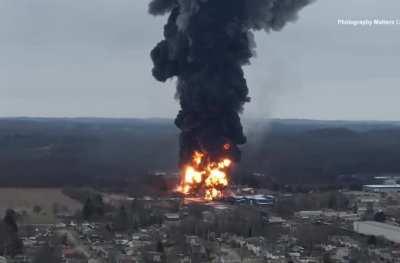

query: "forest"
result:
(0, 118), (399, 189)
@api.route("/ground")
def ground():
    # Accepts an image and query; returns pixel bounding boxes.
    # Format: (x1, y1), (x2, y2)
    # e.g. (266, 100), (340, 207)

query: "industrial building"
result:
(374, 174), (400, 185)
(230, 194), (274, 206)
(353, 221), (400, 243)
(363, 184), (400, 193)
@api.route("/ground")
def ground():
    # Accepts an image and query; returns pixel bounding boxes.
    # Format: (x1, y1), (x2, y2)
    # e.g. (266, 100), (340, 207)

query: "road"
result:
(57, 228), (105, 263)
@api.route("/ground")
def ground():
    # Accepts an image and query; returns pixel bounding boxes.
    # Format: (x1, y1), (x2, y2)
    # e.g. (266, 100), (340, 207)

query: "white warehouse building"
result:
(363, 184), (400, 193)
(353, 221), (400, 243)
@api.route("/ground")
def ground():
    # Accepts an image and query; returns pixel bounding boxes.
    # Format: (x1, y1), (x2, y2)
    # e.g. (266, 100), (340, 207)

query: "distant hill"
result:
(0, 117), (399, 188)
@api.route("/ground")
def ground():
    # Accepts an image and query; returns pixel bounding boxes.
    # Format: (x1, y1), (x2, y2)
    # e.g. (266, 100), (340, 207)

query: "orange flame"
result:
(177, 150), (232, 201)
(223, 143), (231, 150)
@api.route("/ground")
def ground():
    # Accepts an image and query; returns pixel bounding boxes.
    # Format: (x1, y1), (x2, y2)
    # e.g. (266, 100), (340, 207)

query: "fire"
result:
(181, 166), (203, 193)
(223, 143), (231, 150)
(193, 151), (204, 166)
(177, 150), (232, 201)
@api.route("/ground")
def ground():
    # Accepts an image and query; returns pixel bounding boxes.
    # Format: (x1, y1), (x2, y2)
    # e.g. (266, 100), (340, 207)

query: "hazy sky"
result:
(1, 0), (399, 120)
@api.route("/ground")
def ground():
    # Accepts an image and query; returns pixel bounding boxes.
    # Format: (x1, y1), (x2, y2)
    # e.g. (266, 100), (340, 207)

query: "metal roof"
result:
(363, 184), (400, 188)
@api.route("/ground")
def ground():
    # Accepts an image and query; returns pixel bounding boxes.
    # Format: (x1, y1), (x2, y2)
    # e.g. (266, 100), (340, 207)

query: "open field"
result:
(0, 188), (82, 223)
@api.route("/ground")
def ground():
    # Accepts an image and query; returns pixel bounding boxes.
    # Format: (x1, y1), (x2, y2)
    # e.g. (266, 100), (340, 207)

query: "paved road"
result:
(57, 228), (104, 263)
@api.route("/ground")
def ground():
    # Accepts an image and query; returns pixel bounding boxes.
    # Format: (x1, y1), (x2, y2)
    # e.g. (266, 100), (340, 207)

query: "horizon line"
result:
(0, 116), (399, 123)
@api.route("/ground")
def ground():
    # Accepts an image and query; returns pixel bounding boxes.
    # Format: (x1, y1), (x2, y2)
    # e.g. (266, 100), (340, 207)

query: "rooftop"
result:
(164, 213), (180, 220)
(364, 184), (400, 188)
(355, 221), (400, 232)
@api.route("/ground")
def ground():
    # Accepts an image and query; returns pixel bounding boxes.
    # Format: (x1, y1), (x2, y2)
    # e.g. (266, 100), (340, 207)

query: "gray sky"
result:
(0, 0), (399, 120)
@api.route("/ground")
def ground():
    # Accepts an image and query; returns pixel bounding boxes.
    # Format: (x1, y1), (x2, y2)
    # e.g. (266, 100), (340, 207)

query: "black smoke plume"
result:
(149, 0), (313, 166)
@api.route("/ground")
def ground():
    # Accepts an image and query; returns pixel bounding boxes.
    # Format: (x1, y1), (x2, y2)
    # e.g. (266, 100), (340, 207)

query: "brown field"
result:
(0, 188), (82, 224)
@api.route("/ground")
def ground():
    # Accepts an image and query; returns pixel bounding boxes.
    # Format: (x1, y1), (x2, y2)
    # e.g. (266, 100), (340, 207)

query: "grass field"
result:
(0, 188), (82, 224)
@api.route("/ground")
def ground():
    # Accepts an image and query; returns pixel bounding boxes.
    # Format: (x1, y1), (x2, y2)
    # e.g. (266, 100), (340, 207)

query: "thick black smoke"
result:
(149, 0), (313, 166)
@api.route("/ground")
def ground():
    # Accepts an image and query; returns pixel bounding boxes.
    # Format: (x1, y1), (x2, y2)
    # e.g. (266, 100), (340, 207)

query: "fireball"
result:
(177, 149), (232, 201)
